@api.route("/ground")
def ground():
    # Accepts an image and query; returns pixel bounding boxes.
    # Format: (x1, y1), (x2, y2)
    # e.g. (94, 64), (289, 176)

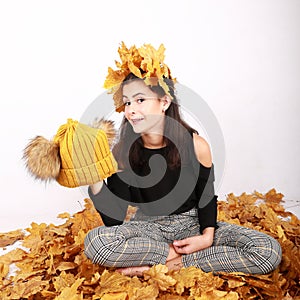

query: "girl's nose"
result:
(127, 103), (137, 114)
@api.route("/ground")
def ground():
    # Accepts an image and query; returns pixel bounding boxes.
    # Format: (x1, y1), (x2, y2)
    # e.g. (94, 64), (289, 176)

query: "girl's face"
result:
(122, 80), (169, 134)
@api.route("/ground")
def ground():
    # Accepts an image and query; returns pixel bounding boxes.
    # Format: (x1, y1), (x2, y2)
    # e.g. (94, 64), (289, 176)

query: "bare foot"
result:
(166, 244), (181, 262)
(116, 265), (150, 277)
(166, 256), (183, 271)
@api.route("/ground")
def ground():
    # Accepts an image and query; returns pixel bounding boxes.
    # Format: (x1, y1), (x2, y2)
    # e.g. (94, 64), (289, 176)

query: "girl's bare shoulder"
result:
(192, 133), (212, 167)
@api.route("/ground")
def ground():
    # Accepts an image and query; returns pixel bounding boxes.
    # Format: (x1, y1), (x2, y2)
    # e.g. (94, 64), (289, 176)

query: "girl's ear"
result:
(161, 95), (172, 112)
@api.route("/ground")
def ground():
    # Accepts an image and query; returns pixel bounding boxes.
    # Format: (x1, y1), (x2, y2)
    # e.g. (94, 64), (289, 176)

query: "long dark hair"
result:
(112, 73), (198, 170)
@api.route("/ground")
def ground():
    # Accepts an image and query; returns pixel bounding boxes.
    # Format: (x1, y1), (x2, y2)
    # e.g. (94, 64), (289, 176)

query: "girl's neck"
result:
(141, 134), (165, 149)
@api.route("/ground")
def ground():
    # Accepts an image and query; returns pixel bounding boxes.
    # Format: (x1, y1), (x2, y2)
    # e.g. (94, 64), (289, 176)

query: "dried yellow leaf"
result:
(55, 277), (84, 300)
(223, 291), (240, 300)
(227, 278), (245, 288)
(57, 212), (70, 219)
(56, 261), (77, 271)
(53, 270), (76, 293)
(0, 229), (25, 247)
(99, 292), (127, 300)
(0, 191), (299, 299)
(276, 225), (287, 241)
(143, 264), (176, 291)
(0, 248), (25, 265)
(173, 266), (205, 294)
(130, 284), (159, 300)
(98, 269), (131, 295)
(103, 42), (176, 112)
(9, 276), (50, 299)
(0, 262), (9, 280)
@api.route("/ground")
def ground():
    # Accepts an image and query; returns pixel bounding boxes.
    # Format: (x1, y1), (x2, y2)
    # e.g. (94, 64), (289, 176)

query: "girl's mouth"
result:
(131, 118), (144, 125)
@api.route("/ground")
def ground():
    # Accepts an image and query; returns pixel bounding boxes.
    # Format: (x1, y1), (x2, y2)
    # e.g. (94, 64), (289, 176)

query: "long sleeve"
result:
(88, 172), (131, 226)
(195, 163), (218, 233)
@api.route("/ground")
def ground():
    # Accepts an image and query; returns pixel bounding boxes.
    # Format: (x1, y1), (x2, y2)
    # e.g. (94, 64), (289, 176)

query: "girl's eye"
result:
(123, 98), (146, 106)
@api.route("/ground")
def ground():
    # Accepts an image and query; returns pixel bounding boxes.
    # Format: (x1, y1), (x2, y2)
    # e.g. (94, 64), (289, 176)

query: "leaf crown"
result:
(103, 42), (176, 112)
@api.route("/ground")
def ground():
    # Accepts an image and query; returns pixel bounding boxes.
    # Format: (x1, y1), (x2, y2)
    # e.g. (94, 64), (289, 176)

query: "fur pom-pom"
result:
(23, 136), (61, 181)
(91, 118), (116, 148)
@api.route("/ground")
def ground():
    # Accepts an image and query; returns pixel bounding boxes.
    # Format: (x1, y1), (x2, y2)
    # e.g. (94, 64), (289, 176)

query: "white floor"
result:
(283, 199), (300, 217)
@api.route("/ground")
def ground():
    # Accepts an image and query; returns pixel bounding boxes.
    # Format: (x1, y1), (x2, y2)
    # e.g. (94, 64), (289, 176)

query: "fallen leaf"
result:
(143, 264), (176, 291)
(0, 191), (299, 299)
(0, 229), (25, 247)
(54, 277), (84, 300)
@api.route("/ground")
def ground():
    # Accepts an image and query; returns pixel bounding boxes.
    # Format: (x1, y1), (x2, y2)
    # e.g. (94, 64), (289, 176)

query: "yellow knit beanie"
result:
(23, 118), (118, 188)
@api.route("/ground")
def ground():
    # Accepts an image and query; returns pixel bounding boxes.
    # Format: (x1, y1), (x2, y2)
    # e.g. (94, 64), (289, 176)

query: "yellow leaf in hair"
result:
(116, 42), (142, 76)
(113, 87), (125, 112)
(103, 67), (126, 90)
(144, 77), (158, 86)
(138, 44), (154, 74)
(103, 42), (176, 112)
(128, 45), (143, 70)
(128, 60), (142, 78)
(157, 44), (166, 60)
(158, 78), (171, 98)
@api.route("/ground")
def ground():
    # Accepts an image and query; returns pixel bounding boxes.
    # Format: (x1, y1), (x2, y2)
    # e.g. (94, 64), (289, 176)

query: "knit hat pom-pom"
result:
(23, 136), (61, 181)
(91, 117), (116, 148)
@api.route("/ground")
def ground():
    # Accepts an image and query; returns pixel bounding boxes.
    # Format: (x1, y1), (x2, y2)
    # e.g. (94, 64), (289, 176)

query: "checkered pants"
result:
(84, 208), (282, 274)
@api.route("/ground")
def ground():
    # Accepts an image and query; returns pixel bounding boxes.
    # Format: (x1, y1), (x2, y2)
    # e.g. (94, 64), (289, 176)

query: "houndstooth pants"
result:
(84, 208), (282, 274)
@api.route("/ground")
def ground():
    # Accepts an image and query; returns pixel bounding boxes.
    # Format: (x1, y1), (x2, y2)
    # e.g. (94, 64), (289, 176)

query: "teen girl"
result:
(84, 43), (281, 276)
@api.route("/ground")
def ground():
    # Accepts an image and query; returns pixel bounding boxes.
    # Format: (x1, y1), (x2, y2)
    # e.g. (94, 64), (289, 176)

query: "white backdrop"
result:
(0, 0), (299, 232)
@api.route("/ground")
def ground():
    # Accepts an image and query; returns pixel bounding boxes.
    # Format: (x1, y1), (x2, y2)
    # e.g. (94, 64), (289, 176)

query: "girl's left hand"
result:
(172, 228), (214, 254)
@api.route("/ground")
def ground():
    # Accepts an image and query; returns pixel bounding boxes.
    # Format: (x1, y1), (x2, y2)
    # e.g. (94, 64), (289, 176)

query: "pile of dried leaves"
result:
(0, 189), (299, 299)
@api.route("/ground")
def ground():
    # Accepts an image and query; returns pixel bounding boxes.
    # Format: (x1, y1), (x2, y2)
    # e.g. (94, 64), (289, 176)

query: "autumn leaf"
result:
(53, 270), (76, 293)
(8, 276), (50, 299)
(0, 262), (9, 281)
(54, 278), (84, 300)
(129, 284), (159, 300)
(0, 229), (25, 247)
(103, 67), (126, 90)
(0, 191), (299, 299)
(99, 292), (127, 300)
(143, 264), (176, 291)
(103, 42), (176, 112)
(173, 266), (206, 294)
(98, 269), (131, 295)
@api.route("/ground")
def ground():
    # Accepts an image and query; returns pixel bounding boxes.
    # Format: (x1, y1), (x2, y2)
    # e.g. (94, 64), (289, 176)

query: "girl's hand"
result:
(89, 181), (104, 195)
(172, 227), (215, 254)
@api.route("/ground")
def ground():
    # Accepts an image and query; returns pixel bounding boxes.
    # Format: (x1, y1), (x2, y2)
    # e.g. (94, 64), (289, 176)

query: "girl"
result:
(84, 43), (282, 276)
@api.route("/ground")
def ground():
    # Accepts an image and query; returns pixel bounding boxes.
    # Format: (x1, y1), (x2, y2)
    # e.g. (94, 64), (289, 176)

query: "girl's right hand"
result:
(89, 180), (104, 195)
